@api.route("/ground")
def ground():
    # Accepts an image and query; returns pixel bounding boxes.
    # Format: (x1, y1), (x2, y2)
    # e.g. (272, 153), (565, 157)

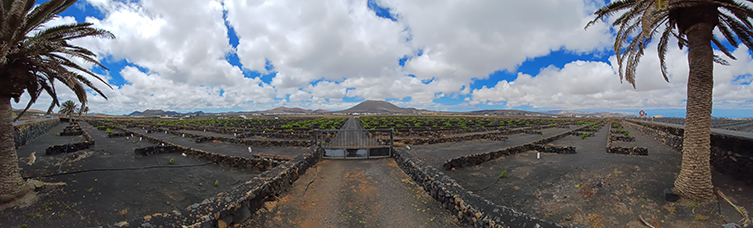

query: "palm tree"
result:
(0, 0), (114, 203)
(80, 106), (89, 116)
(58, 100), (77, 116)
(587, 0), (753, 203)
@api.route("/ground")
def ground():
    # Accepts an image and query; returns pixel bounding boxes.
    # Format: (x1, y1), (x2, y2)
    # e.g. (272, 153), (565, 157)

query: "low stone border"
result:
(109, 149), (321, 228)
(622, 121), (682, 151)
(163, 129), (314, 147)
(442, 123), (600, 170)
(395, 125), (561, 146)
(624, 120), (753, 184)
(607, 146), (648, 156)
(394, 149), (566, 228)
(532, 144), (576, 154)
(134, 146), (176, 156)
(396, 132), (508, 145)
(59, 123), (83, 136)
(605, 121), (647, 156)
(443, 144), (533, 170)
(45, 142), (93, 155)
(88, 120), (285, 171)
(45, 122), (95, 155)
(107, 132), (130, 138)
(13, 118), (60, 149)
(569, 131), (595, 137)
(609, 135), (635, 142)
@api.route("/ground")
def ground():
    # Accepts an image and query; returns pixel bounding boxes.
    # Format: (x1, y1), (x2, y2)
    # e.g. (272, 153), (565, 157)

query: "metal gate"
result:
(314, 129), (393, 159)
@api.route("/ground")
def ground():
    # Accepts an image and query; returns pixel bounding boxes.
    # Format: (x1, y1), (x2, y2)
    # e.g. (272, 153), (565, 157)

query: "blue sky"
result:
(14, 0), (753, 118)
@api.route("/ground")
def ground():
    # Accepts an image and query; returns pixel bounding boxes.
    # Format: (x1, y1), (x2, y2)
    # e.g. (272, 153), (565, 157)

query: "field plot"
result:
(120, 117), (347, 139)
(3, 121), (260, 227)
(444, 122), (753, 228)
(358, 116), (576, 137)
(5, 116), (752, 228)
(408, 125), (579, 167)
(104, 117), (347, 158)
(649, 117), (753, 133)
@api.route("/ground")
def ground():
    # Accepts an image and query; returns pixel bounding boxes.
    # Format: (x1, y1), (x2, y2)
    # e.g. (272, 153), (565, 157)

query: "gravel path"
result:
(241, 159), (463, 228)
(243, 118), (464, 227)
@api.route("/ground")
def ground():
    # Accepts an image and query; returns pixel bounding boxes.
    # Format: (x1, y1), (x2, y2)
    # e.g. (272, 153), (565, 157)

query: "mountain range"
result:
(128, 109), (204, 116)
(127, 100), (636, 117)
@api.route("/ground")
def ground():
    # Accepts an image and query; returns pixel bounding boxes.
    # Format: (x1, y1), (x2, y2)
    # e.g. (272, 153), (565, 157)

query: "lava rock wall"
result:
(110, 149), (321, 228)
(13, 118), (60, 149)
(393, 149), (566, 228)
(625, 120), (753, 185)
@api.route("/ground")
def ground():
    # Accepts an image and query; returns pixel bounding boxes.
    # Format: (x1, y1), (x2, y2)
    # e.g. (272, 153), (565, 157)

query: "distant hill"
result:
(465, 110), (550, 116)
(128, 109), (180, 116)
(264, 107), (313, 114)
(545, 110), (636, 117)
(124, 101), (643, 117)
(337, 100), (418, 113)
(128, 109), (207, 116)
(12, 108), (46, 114)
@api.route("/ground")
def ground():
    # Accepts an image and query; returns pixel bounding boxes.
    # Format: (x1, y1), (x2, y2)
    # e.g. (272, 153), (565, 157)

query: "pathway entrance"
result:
(240, 159), (462, 228)
(241, 118), (461, 227)
(317, 118), (393, 159)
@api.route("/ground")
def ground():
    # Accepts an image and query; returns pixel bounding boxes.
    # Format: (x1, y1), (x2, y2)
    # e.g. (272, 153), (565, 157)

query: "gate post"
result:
(390, 129), (394, 157)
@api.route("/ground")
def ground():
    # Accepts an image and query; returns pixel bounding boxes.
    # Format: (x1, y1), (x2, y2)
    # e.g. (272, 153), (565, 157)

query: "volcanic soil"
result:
(444, 124), (753, 227)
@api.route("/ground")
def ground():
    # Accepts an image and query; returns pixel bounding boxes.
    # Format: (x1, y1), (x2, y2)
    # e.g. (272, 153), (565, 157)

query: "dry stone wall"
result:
(110, 149), (321, 228)
(442, 123), (600, 170)
(87, 120), (285, 171)
(394, 149), (566, 228)
(625, 120), (753, 185)
(13, 118), (60, 148)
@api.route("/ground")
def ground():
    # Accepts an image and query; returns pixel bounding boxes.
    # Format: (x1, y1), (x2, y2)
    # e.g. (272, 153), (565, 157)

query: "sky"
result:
(12, 0), (753, 118)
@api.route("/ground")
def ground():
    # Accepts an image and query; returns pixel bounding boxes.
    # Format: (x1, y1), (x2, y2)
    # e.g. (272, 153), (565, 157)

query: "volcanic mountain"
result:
(129, 109), (180, 116)
(338, 100), (418, 113)
(465, 109), (549, 116)
(263, 107), (314, 114)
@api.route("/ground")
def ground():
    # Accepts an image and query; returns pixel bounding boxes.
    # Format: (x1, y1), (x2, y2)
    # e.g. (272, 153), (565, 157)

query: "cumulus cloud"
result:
(11, 0), (753, 115)
(470, 42), (753, 110)
(382, 0), (613, 81)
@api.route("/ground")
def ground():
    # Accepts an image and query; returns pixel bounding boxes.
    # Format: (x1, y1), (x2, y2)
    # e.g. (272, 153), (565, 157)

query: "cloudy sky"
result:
(13, 0), (753, 117)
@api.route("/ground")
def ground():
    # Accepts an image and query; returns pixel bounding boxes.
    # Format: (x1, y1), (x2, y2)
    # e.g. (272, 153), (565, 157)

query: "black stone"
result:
(664, 188), (679, 202)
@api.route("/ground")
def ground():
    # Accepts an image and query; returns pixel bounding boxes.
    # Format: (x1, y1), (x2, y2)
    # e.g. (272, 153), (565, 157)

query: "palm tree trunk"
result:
(673, 6), (716, 203)
(0, 95), (34, 202)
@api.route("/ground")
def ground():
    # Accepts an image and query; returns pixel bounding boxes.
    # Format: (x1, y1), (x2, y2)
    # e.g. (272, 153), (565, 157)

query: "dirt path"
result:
(241, 159), (463, 228)
(326, 118), (379, 149)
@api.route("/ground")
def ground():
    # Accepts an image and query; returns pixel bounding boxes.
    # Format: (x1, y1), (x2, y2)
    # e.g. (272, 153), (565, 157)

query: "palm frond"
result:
(587, 0), (637, 29)
(712, 36), (737, 60)
(1, 1), (115, 114)
(658, 25), (672, 82)
(716, 19), (740, 47)
(21, 0), (76, 35)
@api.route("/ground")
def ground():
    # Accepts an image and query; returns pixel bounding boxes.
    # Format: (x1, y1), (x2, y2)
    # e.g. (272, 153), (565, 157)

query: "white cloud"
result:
(382, 0), (613, 81)
(11, 0), (753, 115)
(470, 43), (753, 110)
